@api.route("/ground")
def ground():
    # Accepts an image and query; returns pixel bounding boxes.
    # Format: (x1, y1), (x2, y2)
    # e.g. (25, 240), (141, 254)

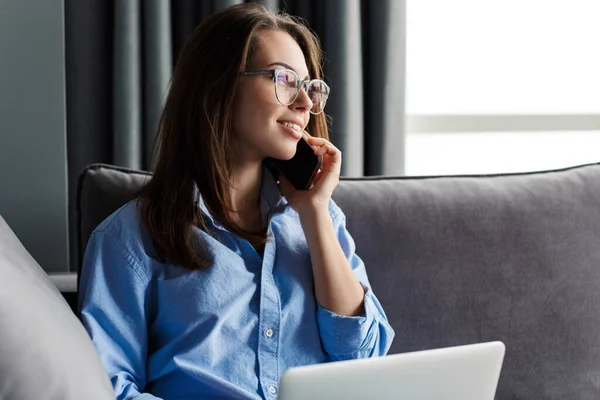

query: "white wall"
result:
(0, 0), (69, 272)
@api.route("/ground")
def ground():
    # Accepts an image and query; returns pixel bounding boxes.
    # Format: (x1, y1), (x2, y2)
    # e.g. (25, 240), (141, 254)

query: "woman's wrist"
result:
(296, 199), (330, 224)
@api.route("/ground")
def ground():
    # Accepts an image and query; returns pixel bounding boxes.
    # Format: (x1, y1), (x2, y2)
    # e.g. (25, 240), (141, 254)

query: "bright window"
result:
(405, 0), (600, 175)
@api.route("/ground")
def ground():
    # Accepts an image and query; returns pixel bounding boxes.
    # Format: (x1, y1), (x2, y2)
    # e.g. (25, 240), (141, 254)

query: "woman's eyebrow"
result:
(267, 62), (310, 80)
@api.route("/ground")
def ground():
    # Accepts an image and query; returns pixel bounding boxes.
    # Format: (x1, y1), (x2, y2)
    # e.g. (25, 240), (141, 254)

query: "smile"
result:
(280, 121), (302, 132)
(278, 121), (303, 140)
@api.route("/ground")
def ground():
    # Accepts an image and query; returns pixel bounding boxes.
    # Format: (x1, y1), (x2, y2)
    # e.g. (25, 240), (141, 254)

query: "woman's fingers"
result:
(303, 131), (342, 175)
(316, 145), (327, 156)
(306, 135), (329, 147)
(304, 135), (340, 156)
(315, 143), (340, 157)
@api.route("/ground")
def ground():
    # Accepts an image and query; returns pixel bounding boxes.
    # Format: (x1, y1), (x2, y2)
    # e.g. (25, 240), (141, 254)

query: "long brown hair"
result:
(137, 3), (328, 269)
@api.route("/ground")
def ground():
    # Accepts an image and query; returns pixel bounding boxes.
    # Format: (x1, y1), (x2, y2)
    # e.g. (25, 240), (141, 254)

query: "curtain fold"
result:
(255, 0), (279, 11)
(364, 0), (406, 176)
(320, 0), (365, 176)
(65, 0), (406, 271)
(65, 0), (113, 273)
(214, 0), (244, 11)
(143, 0), (173, 167)
(113, 0), (142, 169)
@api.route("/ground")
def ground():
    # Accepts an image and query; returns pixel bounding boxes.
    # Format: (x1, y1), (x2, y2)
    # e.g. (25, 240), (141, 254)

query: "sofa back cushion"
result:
(333, 163), (600, 399)
(78, 162), (600, 399)
(0, 215), (113, 400)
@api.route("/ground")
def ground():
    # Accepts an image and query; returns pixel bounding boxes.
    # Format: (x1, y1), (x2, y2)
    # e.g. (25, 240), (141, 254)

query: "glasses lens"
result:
(307, 80), (329, 114)
(274, 70), (299, 106)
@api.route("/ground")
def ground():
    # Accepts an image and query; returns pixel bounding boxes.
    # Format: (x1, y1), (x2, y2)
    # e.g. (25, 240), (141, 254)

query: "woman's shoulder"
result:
(93, 200), (143, 238)
(89, 200), (156, 261)
(82, 200), (165, 289)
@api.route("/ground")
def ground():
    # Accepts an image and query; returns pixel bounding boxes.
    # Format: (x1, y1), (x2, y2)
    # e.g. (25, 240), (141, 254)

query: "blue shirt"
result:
(78, 167), (395, 400)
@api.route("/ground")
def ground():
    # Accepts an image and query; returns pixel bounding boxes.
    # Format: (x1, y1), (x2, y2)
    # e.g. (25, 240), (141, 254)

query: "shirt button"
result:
(268, 385), (277, 394)
(265, 328), (274, 338)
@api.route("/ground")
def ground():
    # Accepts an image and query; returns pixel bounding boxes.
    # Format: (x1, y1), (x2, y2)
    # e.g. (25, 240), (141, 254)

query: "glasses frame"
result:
(242, 68), (330, 115)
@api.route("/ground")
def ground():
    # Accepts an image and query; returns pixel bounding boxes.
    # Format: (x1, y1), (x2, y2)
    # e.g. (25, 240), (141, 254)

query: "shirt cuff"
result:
(316, 285), (378, 356)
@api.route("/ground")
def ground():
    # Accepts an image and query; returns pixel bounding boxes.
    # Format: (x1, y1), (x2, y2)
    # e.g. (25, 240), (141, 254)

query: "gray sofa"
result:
(2, 161), (600, 399)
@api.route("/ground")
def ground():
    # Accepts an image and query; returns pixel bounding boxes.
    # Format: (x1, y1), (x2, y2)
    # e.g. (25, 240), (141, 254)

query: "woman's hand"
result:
(278, 133), (365, 317)
(277, 132), (341, 217)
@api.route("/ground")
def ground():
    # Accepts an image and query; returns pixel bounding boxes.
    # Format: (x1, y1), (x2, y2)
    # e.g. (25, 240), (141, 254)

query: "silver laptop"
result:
(278, 341), (505, 400)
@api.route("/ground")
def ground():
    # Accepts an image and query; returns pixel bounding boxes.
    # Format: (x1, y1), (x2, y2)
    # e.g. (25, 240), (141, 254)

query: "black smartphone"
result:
(264, 132), (322, 191)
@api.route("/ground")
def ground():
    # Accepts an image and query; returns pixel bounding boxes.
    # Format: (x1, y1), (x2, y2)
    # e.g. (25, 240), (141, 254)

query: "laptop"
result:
(278, 341), (505, 400)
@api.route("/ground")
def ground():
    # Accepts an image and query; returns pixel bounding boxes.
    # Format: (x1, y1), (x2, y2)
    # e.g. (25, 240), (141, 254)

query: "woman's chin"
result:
(269, 146), (297, 161)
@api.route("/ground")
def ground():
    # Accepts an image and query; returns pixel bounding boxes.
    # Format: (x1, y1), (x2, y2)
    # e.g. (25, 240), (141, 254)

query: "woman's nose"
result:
(291, 86), (313, 112)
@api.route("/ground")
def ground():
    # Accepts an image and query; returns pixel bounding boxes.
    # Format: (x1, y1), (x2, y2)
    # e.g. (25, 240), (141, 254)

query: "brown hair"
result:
(137, 3), (328, 269)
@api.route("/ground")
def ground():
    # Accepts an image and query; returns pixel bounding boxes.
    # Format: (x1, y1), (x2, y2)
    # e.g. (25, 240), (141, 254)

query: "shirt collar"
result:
(193, 164), (290, 231)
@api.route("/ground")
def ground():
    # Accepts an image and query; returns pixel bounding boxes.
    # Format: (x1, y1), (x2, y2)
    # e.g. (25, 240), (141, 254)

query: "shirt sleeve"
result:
(316, 205), (395, 361)
(78, 230), (162, 400)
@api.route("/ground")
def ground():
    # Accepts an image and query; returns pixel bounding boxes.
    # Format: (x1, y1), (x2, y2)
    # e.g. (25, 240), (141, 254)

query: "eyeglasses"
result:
(242, 68), (330, 115)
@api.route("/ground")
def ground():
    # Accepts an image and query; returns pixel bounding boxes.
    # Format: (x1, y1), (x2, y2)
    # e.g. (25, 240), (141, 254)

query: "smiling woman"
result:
(234, 29), (318, 161)
(77, 3), (394, 400)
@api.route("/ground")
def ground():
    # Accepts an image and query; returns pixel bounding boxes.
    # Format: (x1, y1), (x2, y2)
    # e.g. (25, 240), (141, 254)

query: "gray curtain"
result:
(65, 0), (405, 270)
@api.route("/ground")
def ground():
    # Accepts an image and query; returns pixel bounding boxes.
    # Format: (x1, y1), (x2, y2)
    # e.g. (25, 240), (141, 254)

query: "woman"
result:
(78, 3), (394, 399)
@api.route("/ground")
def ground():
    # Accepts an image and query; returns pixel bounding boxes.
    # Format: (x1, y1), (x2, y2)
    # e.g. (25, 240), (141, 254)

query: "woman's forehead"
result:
(252, 30), (309, 77)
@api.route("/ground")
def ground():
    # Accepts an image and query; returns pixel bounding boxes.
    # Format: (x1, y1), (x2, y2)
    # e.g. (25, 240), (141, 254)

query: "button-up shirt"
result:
(79, 168), (395, 399)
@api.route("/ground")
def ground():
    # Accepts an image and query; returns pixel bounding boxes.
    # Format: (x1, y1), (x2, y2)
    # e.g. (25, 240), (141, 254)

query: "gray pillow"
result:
(0, 215), (113, 400)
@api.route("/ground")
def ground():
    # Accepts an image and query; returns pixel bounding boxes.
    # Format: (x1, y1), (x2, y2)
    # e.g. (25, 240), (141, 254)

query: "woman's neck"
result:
(229, 161), (263, 230)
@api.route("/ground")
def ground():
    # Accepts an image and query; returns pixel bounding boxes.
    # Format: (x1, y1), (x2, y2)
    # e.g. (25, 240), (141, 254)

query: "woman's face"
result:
(232, 29), (313, 164)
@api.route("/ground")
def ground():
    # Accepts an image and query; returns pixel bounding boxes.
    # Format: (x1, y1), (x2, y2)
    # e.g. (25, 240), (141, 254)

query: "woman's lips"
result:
(278, 122), (303, 140)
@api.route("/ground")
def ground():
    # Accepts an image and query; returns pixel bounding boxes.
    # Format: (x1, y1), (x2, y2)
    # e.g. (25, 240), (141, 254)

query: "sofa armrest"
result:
(48, 272), (78, 314)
